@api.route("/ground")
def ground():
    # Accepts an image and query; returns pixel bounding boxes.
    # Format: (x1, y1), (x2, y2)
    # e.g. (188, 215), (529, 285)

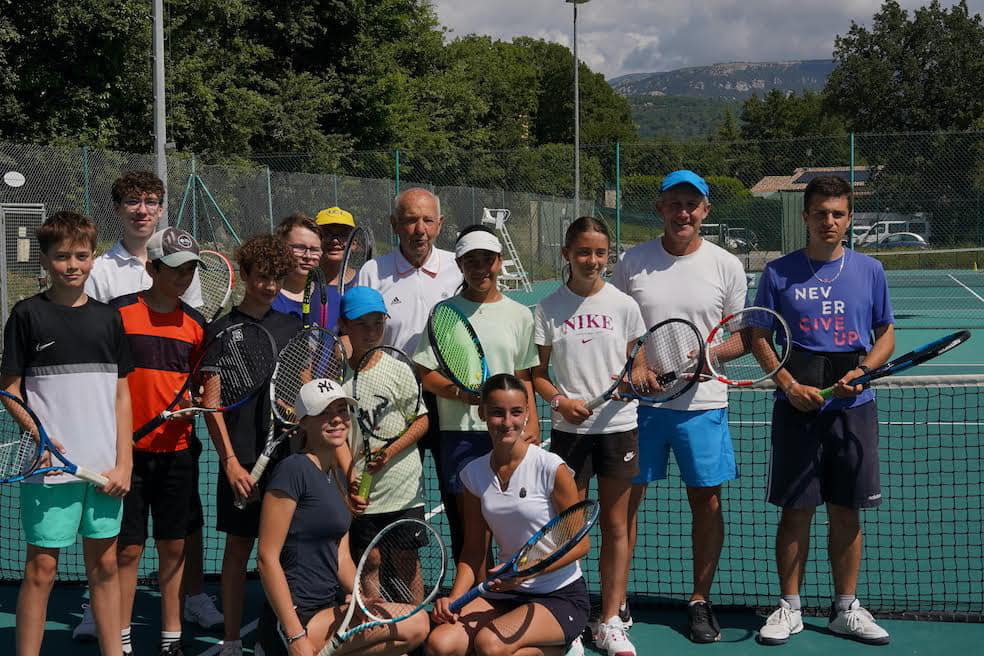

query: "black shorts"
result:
(768, 400), (882, 509)
(550, 429), (640, 485)
(186, 434), (205, 536)
(120, 449), (198, 545)
(257, 597), (341, 656)
(216, 463), (261, 538)
(349, 506), (427, 565)
(487, 577), (590, 647)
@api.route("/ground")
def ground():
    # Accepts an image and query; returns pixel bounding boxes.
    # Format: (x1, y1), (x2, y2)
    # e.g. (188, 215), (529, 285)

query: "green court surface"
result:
(1, 269), (982, 653)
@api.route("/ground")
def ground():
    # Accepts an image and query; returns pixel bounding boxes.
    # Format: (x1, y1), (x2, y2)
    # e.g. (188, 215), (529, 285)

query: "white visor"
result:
(455, 231), (502, 258)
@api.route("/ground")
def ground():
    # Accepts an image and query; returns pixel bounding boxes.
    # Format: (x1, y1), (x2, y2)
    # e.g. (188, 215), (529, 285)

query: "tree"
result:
(825, 0), (984, 131)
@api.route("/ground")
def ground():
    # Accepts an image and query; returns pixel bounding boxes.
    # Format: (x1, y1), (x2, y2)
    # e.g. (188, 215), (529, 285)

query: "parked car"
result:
(872, 232), (929, 250)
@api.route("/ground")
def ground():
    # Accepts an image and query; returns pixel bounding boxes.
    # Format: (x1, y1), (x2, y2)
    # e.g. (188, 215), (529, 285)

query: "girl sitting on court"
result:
(256, 378), (429, 656)
(427, 373), (590, 656)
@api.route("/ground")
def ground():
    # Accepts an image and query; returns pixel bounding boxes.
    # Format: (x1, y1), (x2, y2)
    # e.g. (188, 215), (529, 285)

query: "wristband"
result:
(858, 364), (872, 376)
(549, 394), (565, 411)
(286, 628), (307, 644)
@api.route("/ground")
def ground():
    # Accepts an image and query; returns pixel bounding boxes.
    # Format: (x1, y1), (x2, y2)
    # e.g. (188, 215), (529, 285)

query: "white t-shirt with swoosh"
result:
(534, 283), (645, 434)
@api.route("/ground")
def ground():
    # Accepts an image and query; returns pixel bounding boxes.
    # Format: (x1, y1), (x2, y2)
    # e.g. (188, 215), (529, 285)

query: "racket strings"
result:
(198, 252), (233, 319)
(273, 330), (346, 424)
(201, 325), (277, 408)
(357, 521), (443, 620)
(430, 307), (484, 391)
(516, 505), (592, 574)
(635, 323), (703, 399)
(711, 309), (784, 381)
(0, 427), (38, 478)
(342, 230), (372, 284)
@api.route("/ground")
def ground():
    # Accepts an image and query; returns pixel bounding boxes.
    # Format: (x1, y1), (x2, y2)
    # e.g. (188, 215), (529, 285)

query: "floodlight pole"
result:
(567, 0), (589, 216)
(152, 0), (169, 225)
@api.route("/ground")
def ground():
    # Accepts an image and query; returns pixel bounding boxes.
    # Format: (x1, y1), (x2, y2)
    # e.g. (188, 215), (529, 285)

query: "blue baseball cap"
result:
(341, 286), (389, 320)
(660, 170), (709, 199)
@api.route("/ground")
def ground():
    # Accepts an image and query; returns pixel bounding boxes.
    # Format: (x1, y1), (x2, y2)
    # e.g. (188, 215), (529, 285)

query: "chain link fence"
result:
(3, 131), (984, 328)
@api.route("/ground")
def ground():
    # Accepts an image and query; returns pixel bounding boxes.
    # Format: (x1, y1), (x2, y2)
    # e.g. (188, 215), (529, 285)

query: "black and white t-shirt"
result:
(1, 294), (133, 484)
(266, 454), (352, 613)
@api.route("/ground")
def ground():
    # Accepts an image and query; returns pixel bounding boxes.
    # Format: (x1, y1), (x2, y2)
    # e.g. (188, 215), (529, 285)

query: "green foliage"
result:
(825, 0), (984, 132)
(629, 96), (739, 140)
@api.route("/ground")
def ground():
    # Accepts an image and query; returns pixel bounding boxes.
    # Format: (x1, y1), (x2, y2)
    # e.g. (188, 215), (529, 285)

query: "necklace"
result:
(805, 249), (848, 284)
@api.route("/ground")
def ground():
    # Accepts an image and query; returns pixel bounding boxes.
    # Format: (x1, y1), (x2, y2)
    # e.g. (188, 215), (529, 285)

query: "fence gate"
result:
(0, 203), (47, 331)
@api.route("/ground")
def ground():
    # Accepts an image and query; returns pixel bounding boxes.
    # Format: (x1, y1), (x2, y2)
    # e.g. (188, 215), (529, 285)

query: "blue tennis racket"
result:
(819, 330), (970, 400)
(448, 499), (600, 613)
(318, 518), (446, 655)
(0, 391), (108, 486)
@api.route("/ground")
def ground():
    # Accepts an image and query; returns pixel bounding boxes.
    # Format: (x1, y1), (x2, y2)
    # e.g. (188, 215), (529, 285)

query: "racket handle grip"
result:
(357, 472), (373, 499)
(819, 373), (867, 401)
(584, 394), (606, 411)
(74, 467), (108, 488)
(448, 583), (487, 614)
(250, 454), (270, 480)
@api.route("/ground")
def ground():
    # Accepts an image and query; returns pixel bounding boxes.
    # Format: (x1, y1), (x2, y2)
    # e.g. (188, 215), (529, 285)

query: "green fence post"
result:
(191, 153), (198, 240)
(332, 173), (338, 205)
(616, 142), (622, 258)
(266, 166), (274, 231)
(82, 145), (92, 216)
(849, 132), (855, 250)
(392, 149), (401, 246)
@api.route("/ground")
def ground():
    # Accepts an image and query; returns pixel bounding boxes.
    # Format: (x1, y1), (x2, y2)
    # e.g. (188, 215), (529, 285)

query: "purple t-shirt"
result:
(754, 249), (894, 409)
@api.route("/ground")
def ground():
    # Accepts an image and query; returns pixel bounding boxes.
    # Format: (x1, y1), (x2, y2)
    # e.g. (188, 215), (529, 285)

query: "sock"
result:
(688, 599), (707, 607)
(121, 626), (132, 655)
(223, 639), (242, 650)
(161, 630), (182, 651)
(782, 594), (802, 611)
(835, 595), (857, 613)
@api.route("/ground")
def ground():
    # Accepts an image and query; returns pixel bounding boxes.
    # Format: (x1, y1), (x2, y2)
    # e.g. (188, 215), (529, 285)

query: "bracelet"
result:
(222, 455), (236, 462)
(286, 628), (307, 644)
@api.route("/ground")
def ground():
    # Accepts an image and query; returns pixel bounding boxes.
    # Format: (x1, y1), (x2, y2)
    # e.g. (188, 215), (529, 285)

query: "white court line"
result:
(198, 619), (259, 656)
(947, 274), (984, 304)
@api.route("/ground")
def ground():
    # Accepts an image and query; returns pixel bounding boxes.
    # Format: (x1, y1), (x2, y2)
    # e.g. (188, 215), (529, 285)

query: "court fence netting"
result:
(0, 375), (981, 622)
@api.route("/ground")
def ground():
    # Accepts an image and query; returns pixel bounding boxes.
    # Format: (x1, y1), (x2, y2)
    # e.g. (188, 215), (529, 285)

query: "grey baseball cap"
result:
(147, 228), (204, 268)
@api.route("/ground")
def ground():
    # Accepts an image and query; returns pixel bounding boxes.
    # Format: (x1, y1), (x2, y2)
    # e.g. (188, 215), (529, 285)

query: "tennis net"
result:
(0, 375), (981, 620)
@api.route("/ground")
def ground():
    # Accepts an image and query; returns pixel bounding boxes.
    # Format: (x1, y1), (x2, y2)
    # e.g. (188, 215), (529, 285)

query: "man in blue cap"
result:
(609, 170), (748, 643)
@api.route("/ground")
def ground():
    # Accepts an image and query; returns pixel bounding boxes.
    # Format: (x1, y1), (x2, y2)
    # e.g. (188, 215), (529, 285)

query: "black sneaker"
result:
(160, 642), (184, 656)
(619, 599), (633, 628)
(688, 600), (721, 643)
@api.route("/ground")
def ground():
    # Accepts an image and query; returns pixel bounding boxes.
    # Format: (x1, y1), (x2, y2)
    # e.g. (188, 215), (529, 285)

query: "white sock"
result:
(121, 626), (132, 655)
(161, 630), (181, 651)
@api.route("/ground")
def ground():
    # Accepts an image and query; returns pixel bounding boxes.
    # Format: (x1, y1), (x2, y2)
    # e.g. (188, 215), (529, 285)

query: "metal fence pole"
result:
(82, 145), (92, 216)
(266, 166), (274, 231)
(615, 141), (622, 258)
(849, 132), (855, 250)
(191, 153), (198, 239)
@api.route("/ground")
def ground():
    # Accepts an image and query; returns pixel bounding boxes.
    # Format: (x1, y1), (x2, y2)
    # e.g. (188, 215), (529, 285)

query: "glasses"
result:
(123, 198), (162, 209)
(289, 244), (323, 256)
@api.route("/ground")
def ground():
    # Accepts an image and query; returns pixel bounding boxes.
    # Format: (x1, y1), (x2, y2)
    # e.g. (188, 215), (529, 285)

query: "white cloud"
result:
(431, 0), (984, 78)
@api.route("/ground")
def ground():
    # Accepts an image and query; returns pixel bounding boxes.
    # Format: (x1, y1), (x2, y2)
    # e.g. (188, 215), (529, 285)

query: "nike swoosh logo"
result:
(581, 338), (593, 344)
(414, 531), (423, 538)
(35, 341), (55, 352)
(624, 451), (636, 462)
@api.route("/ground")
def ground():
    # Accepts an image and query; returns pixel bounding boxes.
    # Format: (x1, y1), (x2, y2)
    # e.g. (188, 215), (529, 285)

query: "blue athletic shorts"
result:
(634, 406), (737, 487)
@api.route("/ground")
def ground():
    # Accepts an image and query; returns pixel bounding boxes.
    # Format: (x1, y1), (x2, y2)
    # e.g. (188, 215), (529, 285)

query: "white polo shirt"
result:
(356, 246), (463, 353)
(85, 240), (204, 307)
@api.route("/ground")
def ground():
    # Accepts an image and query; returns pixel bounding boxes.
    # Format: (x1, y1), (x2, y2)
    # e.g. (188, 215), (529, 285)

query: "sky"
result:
(432, 1), (984, 79)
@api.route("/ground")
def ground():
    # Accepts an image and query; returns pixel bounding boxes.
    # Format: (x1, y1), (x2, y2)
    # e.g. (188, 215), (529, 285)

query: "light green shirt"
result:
(343, 353), (426, 514)
(414, 295), (539, 431)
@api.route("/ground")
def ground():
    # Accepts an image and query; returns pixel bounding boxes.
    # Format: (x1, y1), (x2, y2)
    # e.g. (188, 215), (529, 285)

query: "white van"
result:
(852, 218), (930, 246)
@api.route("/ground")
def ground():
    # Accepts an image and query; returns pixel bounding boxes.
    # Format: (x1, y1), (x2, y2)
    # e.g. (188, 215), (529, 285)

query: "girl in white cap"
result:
(256, 379), (428, 656)
(413, 225), (540, 564)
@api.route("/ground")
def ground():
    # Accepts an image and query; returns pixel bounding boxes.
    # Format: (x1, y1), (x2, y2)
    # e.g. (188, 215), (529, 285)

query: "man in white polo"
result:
(357, 187), (463, 535)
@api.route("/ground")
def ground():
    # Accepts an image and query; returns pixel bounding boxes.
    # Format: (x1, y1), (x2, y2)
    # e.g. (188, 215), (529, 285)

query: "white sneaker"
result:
(757, 599), (804, 645)
(184, 593), (224, 629)
(563, 635), (584, 656)
(218, 641), (242, 656)
(72, 603), (97, 641)
(828, 599), (890, 645)
(594, 617), (636, 656)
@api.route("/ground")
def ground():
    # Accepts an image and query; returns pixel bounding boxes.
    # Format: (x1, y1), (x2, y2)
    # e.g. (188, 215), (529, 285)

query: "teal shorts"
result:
(21, 482), (123, 549)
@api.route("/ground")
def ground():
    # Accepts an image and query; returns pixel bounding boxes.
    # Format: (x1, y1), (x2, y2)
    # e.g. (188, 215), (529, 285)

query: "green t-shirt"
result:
(413, 295), (539, 431)
(343, 352), (426, 514)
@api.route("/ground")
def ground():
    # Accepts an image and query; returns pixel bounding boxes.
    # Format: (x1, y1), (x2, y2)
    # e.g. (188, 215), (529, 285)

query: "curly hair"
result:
(236, 234), (294, 279)
(111, 171), (165, 205)
(37, 211), (98, 255)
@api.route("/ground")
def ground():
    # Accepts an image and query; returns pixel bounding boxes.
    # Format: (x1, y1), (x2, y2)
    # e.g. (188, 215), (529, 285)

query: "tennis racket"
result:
(819, 330), (970, 400)
(319, 518), (446, 656)
(426, 302), (490, 395)
(0, 391), (108, 486)
(301, 266), (328, 328)
(448, 499), (599, 613)
(339, 226), (374, 295)
(704, 306), (791, 386)
(132, 322), (278, 441)
(585, 318), (704, 410)
(198, 249), (234, 321)
(352, 346), (423, 498)
(246, 326), (347, 480)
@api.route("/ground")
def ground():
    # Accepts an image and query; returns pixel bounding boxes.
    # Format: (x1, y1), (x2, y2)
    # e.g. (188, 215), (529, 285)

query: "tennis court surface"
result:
(1, 269), (983, 654)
